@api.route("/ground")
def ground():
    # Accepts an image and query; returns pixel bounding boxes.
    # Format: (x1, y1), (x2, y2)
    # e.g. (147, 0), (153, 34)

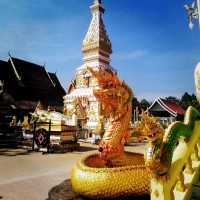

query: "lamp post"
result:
(184, 0), (200, 29)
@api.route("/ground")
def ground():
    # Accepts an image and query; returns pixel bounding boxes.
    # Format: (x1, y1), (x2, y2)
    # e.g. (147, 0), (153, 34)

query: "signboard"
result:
(34, 128), (49, 148)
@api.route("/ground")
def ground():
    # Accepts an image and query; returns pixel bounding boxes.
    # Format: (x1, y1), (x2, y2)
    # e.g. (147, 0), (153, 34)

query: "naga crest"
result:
(88, 67), (133, 119)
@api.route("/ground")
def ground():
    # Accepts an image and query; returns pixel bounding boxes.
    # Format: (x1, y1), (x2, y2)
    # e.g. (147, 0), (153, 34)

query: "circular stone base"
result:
(47, 180), (150, 200)
(47, 180), (83, 200)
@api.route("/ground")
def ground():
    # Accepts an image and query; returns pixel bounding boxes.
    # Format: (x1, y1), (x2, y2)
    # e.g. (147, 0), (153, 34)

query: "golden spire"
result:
(82, 0), (112, 56)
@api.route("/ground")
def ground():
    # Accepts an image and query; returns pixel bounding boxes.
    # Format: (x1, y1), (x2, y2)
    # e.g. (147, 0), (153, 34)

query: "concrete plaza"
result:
(0, 143), (145, 200)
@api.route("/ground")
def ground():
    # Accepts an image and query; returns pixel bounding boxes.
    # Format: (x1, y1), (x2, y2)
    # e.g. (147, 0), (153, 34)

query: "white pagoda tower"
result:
(64, 0), (116, 138)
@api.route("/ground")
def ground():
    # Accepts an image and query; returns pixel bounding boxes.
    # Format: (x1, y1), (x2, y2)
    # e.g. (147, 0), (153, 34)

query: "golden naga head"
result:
(134, 111), (164, 142)
(134, 112), (166, 175)
(87, 67), (133, 116)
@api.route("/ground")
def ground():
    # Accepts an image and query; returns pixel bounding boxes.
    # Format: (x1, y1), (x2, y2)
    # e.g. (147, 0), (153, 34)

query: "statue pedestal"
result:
(47, 179), (150, 200)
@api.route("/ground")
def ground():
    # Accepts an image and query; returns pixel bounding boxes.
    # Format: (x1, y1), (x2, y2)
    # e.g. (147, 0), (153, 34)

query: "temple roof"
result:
(82, 0), (112, 54)
(0, 57), (66, 111)
(148, 97), (185, 117)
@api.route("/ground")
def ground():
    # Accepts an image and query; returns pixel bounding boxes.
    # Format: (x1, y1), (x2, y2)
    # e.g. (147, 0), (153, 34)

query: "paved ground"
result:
(0, 142), (145, 200)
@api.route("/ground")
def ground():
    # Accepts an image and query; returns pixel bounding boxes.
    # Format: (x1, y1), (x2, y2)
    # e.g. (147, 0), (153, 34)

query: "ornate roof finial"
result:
(91, 0), (104, 13)
(82, 0), (112, 57)
(94, 0), (102, 4)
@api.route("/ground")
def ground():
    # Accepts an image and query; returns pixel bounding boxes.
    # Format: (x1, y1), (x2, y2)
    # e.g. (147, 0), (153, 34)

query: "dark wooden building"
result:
(0, 56), (66, 121)
(148, 97), (185, 127)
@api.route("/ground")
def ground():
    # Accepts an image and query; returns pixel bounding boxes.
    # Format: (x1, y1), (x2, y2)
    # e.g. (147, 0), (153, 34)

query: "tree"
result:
(180, 92), (200, 111)
(140, 99), (150, 111)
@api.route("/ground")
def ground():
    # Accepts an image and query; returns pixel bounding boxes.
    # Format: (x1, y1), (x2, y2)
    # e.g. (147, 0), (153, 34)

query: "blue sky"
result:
(0, 0), (200, 101)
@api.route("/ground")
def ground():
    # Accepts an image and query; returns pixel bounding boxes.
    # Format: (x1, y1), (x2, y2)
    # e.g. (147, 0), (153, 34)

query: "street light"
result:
(184, 0), (200, 29)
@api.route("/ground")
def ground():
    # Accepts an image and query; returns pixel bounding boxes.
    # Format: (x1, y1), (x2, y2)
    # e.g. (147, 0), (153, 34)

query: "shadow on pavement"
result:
(47, 179), (150, 200)
(77, 146), (98, 152)
(0, 148), (30, 156)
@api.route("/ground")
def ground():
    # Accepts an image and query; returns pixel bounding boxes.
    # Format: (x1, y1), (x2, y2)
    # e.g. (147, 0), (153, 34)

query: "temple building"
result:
(64, 0), (116, 138)
(148, 97), (185, 127)
(0, 56), (65, 122)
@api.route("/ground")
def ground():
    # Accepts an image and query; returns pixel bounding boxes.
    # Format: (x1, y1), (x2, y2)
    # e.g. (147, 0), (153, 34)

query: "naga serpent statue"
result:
(71, 66), (200, 199)
(71, 67), (150, 199)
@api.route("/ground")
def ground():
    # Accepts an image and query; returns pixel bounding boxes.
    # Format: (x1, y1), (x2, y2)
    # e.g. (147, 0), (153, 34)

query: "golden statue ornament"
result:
(71, 67), (150, 199)
(133, 112), (166, 175)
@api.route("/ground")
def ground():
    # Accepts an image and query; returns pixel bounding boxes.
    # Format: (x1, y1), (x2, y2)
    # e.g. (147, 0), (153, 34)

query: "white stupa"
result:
(64, 0), (116, 138)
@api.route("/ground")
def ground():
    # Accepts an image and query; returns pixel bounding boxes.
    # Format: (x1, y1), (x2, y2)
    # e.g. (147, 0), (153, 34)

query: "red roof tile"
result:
(160, 98), (185, 115)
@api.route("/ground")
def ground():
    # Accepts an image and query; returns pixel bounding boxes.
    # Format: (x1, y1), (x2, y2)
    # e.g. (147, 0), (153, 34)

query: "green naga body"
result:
(145, 106), (200, 176)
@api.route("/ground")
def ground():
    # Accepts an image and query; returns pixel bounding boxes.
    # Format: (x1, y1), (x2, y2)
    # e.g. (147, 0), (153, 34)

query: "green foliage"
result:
(140, 99), (150, 111)
(131, 98), (151, 112)
(179, 92), (200, 111)
(131, 97), (151, 122)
